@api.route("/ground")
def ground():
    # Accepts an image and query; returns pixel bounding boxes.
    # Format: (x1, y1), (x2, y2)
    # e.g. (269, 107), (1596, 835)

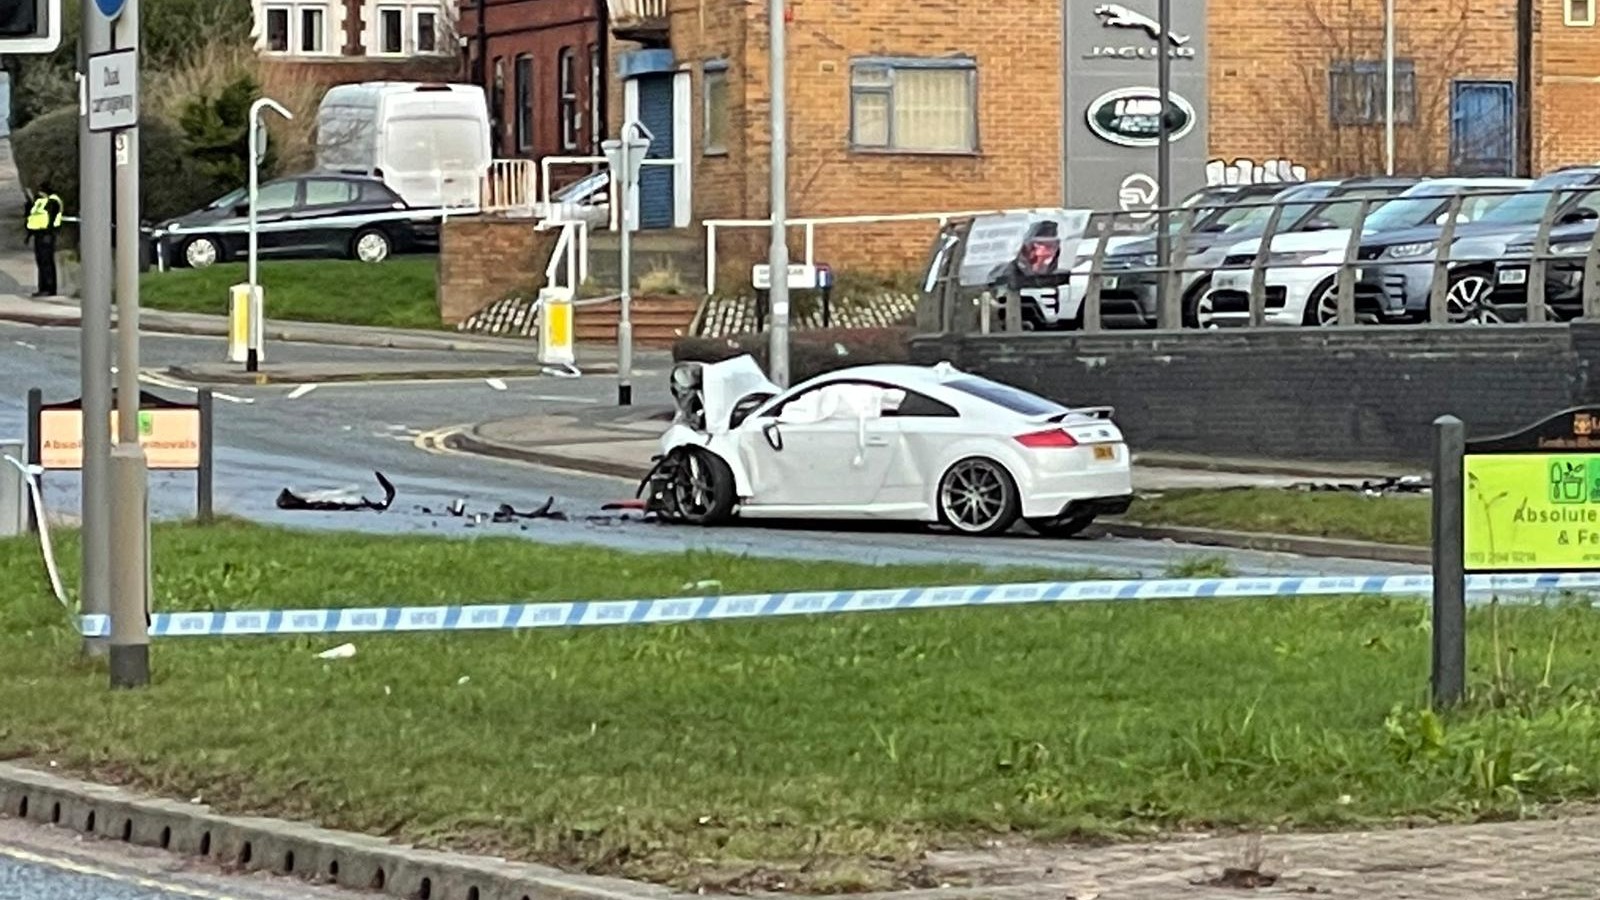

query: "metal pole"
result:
(196, 388), (213, 523)
(1431, 415), (1466, 709)
(766, 0), (790, 387)
(246, 101), (261, 373)
(109, 0), (150, 690)
(1154, 0), (1173, 328)
(617, 132), (633, 407)
(79, 0), (114, 657)
(1384, 0), (1396, 175)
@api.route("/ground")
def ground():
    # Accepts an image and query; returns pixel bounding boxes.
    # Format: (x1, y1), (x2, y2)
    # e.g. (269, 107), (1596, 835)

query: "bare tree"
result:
(1243, 0), (1474, 176)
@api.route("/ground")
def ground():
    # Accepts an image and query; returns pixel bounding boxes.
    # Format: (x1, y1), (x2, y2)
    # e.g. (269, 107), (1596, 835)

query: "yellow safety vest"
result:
(26, 194), (61, 231)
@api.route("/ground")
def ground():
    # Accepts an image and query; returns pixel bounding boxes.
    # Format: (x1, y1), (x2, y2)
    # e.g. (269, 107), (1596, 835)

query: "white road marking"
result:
(525, 394), (600, 404)
(137, 370), (254, 404)
(286, 384), (317, 399)
(411, 425), (634, 483)
(484, 378), (508, 391)
(12, 340), (36, 350)
(0, 845), (241, 899)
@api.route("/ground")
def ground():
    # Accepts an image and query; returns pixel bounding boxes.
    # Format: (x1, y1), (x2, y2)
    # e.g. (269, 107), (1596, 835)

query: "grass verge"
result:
(3, 522), (1596, 893)
(141, 258), (441, 330)
(1126, 488), (1430, 546)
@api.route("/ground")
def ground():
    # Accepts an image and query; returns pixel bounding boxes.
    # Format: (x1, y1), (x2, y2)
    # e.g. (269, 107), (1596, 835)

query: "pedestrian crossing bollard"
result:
(227, 283), (264, 368)
(538, 287), (576, 368)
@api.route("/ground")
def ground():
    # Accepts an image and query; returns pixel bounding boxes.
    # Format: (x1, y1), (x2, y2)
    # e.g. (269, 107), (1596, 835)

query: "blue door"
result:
(636, 74), (675, 229)
(1450, 81), (1515, 177)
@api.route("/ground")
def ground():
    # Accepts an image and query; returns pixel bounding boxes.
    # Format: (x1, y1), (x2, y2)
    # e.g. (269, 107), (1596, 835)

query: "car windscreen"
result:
(206, 187), (246, 210)
(1476, 176), (1595, 225)
(1221, 194), (1321, 234)
(1360, 195), (1444, 231)
(945, 377), (1066, 416)
(387, 118), (485, 172)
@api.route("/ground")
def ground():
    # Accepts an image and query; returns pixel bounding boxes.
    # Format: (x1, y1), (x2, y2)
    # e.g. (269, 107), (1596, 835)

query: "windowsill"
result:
(703, 148), (728, 157)
(848, 147), (983, 158)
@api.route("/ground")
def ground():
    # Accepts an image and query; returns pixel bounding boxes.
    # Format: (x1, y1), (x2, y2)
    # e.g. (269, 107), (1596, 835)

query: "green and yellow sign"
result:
(1464, 408), (1600, 572)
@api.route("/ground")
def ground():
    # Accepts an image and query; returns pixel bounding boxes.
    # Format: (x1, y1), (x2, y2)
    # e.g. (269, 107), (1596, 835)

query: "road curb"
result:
(164, 365), (606, 386)
(1095, 521), (1431, 565)
(1132, 452), (1419, 480)
(0, 763), (678, 900)
(0, 308), (535, 355)
(447, 428), (654, 482)
(444, 427), (1429, 564)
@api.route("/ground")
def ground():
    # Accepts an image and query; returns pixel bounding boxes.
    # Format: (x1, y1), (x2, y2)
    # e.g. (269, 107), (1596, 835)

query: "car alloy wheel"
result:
(666, 447), (736, 526)
(937, 457), (1019, 536)
(184, 237), (219, 269)
(353, 229), (391, 263)
(1192, 293), (1223, 330)
(1311, 282), (1341, 326)
(1445, 272), (1499, 324)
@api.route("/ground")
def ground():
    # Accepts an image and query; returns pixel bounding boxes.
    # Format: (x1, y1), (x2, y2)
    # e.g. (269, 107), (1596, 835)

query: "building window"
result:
(703, 60), (728, 155)
(414, 8), (437, 52)
(1329, 59), (1417, 126)
(515, 54), (534, 153)
(299, 6), (325, 53)
(558, 46), (579, 151)
(1567, 0), (1595, 25)
(375, 6), (404, 53)
(589, 43), (601, 150)
(264, 6), (290, 52)
(848, 58), (978, 153)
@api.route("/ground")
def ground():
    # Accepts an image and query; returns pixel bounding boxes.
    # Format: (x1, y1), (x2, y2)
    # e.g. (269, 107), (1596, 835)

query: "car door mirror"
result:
(1559, 209), (1597, 225)
(1302, 217), (1339, 232)
(233, 202), (250, 217)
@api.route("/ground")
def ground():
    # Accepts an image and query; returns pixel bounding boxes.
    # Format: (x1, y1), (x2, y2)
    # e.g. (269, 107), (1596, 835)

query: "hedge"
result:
(11, 105), (221, 227)
(673, 327), (912, 383)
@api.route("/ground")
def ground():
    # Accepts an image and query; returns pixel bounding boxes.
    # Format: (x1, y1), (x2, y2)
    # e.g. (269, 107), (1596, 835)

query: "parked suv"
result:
(1349, 166), (1600, 322)
(1079, 176), (1422, 328)
(1488, 219), (1600, 321)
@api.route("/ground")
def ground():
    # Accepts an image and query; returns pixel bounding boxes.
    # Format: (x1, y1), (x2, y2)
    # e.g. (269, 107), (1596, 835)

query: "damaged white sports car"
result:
(638, 356), (1134, 536)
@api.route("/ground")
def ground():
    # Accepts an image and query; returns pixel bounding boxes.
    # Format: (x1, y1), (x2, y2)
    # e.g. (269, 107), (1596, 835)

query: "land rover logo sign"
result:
(1085, 87), (1196, 148)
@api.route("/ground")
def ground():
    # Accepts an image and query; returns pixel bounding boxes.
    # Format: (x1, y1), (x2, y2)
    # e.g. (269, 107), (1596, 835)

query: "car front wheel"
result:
(351, 228), (392, 263)
(666, 447), (736, 526)
(937, 457), (1020, 536)
(183, 236), (221, 269)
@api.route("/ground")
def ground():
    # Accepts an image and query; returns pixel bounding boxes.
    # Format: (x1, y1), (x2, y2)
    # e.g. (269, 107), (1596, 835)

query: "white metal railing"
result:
(702, 208), (1061, 295)
(542, 218), (592, 290)
(480, 159), (538, 214)
(606, 0), (668, 23)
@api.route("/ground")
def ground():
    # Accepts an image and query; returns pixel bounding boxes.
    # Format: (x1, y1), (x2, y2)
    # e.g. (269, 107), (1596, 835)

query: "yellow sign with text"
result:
(1464, 453), (1600, 571)
(38, 408), (202, 471)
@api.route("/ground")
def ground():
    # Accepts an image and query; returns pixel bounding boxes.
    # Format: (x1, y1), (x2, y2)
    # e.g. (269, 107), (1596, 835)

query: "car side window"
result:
(304, 180), (357, 207)
(360, 182), (402, 204)
(254, 180), (298, 213)
(883, 389), (958, 418)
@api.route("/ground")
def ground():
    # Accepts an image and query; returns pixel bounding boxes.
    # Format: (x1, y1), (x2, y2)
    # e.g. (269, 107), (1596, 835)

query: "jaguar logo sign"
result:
(1085, 87), (1196, 148)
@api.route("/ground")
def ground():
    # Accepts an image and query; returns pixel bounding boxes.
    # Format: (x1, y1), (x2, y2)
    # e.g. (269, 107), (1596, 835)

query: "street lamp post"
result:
(767, 0), (789, 387)
(601, 123), (651, 407)
(245, 98), (293, 373)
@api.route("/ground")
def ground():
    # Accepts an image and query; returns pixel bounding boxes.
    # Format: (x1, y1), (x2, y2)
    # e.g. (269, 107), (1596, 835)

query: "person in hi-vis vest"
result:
(24, 182), (63, 297)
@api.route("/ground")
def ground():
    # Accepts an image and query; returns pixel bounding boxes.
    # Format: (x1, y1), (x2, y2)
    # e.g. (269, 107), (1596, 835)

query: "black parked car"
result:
(1489, 219), (1600, 321)
(154, 173), (441, 269)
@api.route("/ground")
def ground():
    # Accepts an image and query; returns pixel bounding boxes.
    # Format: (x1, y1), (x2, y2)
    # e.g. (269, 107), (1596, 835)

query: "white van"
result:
(315, 82), (491, 210)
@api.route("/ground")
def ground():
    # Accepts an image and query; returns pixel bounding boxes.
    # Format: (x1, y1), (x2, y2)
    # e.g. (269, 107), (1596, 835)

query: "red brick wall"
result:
(261, 56), (464, 94)
(1535, 0), (1600, 169)
(460, 0), (604, 166)
(438, 216), (560, 323)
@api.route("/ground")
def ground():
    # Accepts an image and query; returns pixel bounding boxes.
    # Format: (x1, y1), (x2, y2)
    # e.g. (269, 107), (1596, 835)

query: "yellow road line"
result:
(0, 844), (241, 900)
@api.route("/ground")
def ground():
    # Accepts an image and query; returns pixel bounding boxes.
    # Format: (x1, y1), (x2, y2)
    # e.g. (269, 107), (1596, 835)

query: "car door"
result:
(224, 179), (302, 257)
(286, 178), (363, 256)
(735, 381), (902, 509)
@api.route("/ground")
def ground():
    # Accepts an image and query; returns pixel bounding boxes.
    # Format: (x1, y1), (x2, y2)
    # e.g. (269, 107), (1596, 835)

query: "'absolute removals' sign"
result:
(39, 408), (202, 471)
(1463, 408), (1600, 572)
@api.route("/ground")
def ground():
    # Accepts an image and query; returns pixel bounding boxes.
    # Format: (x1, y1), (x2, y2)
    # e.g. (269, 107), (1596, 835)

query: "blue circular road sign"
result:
(95, 0), (127, 20)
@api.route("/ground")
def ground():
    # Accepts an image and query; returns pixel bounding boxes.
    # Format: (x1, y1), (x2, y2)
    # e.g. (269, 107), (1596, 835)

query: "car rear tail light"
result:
(1015, 429), (1078, 448)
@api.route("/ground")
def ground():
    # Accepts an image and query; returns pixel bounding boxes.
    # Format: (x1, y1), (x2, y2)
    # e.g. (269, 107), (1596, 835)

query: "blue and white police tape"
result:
(73, 571), (1600, 639)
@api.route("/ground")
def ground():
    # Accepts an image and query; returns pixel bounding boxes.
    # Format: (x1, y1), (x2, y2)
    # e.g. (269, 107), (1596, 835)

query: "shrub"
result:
(178, 73), (272, 200)
(673, 327), (912, 383)
(12, 105), (219, 225)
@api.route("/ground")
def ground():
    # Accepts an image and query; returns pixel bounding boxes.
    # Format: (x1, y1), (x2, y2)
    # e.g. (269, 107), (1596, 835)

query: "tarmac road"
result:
(0, 320), (1422, 577)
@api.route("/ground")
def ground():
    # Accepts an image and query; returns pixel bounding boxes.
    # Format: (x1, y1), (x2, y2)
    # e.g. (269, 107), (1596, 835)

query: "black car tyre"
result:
(668, 447), (736, 526)
(351, 228), (392, 264)
(183, 236), (222, 269)
(1180, 276), (1212, 328)
(1025, 513), (1095, 538)
(937, 457), (1020, 536)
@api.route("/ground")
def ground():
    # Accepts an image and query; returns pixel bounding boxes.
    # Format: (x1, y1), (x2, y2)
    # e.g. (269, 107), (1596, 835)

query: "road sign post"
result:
(601, 124), (650, 407)
(1431, 416), (1466, 709)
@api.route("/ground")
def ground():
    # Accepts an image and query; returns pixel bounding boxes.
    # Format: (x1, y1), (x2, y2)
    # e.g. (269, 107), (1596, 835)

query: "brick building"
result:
(588, 0), (1600, 277)
(253, 0), (463, 88)
(456, 0), (608, 164)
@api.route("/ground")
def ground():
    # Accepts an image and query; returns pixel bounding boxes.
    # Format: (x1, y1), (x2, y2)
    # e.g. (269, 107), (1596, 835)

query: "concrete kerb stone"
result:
(0, 763), (684, 900)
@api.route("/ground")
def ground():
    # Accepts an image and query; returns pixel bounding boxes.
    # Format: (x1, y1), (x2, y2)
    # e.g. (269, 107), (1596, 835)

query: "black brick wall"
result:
(910, 325), (1600, 464)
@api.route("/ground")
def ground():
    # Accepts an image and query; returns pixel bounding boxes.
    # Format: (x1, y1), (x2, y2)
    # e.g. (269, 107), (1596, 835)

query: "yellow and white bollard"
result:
(538, 287), (576, 368)
(227, 283), (264, 367)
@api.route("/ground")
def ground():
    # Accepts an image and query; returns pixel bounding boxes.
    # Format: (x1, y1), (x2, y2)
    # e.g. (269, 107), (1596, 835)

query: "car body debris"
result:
(1287, 475), (1430, 496)
(277, 471), (397, 512)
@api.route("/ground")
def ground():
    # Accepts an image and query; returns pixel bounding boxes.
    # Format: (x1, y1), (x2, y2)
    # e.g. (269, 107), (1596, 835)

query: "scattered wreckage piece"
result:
(492, 497), (569, 523)
(276, 471), (397, 512)
(1288, 475), (1431, 496)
